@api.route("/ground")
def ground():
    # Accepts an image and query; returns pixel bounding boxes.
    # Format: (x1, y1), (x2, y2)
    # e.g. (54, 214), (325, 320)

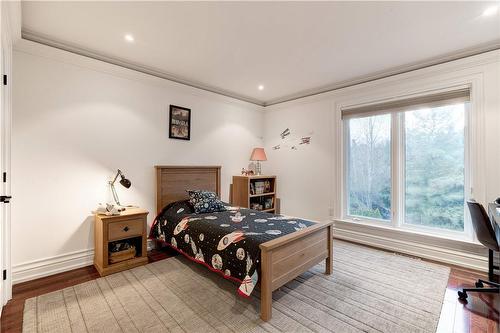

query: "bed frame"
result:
(155, 165), (333, 321)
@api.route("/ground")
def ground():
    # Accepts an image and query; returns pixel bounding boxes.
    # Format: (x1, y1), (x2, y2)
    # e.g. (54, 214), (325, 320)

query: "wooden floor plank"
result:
(436, 296), (457, 333)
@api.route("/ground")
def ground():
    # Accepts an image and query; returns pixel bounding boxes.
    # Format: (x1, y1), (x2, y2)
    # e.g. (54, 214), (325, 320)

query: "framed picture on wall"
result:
(169, 105), (191, 140)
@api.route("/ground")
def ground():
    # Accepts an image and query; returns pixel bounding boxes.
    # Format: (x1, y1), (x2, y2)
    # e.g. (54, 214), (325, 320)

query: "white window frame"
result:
(343, 114), (394, 226)
(341, 90), (473, 241)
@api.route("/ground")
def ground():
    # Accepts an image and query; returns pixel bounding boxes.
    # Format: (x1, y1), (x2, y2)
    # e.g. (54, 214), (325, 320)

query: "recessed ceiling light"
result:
(258, 85), (264, 91)
(124, 34), (135, 42)
(482, 6), (498, 17)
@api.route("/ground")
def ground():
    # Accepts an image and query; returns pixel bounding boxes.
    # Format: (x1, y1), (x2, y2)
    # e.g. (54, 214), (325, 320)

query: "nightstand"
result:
(94, 208), (149, 276)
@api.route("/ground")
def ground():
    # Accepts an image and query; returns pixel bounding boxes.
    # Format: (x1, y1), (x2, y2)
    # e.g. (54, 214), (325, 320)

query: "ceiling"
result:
(21, 1), (500, 106)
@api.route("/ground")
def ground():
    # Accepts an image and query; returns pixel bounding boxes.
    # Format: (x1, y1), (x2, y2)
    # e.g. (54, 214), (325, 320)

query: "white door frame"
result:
(0, 0), (13, 309)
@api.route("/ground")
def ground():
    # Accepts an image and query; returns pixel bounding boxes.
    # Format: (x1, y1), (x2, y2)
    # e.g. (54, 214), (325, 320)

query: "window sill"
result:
(335, 217), (477, 245)
(331, 217), (487, 272)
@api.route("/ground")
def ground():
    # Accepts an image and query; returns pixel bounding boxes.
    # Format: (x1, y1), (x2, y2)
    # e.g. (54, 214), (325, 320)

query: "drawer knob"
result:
(123, 226), (130, 232)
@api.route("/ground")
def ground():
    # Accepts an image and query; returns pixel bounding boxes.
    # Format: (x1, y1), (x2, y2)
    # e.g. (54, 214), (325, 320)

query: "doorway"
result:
(0, 3), (13, 311)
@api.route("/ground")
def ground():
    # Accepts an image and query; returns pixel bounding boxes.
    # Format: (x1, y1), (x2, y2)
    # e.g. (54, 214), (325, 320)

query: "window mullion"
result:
(464, 102), (473, 240)
(391, 113), (400, 228)
(343, 121), (350, 219)
(397, 113), (405, 228)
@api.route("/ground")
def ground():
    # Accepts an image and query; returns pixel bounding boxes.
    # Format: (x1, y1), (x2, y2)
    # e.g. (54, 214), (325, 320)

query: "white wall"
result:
(11, 39), (500, 280)
(264, 50), (500, 271)
(12, 41), (263, 281)
(265, 98), (333, 221)
(265, 50), (500, 221)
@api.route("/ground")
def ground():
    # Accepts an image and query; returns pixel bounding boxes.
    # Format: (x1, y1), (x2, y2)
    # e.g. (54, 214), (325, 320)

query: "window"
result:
(343, 89), (469, 236)
(404, 104), (465, 231)
(347, 114), (391, 221)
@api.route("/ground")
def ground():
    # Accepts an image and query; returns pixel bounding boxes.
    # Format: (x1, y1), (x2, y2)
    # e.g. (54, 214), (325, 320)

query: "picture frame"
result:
(169, 105), (191, 140)
(264, 197), (273, 209)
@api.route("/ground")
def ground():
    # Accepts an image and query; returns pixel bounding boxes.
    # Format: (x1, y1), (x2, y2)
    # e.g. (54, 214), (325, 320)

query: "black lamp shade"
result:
(120, 176), (131, 188)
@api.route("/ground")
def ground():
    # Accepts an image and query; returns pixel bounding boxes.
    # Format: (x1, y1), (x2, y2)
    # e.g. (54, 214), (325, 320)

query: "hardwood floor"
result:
(1, 247), (498, 333)
(436, 265), (499, 333)
(0, 248), (177, 333)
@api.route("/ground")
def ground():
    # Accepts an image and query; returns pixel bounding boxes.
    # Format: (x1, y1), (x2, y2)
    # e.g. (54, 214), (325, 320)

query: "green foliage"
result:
(348, 115), (392, 220)
(348, 105), (465, 231)
(404, 107), (464, 231)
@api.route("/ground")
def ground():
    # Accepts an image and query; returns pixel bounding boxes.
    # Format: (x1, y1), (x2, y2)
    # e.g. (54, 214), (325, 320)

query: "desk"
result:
(487, 203), (500, 245)
(487, 203), (500, 281)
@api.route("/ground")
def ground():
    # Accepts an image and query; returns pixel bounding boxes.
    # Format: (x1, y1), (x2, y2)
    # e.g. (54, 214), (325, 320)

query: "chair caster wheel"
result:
(475, 281), (484, 288)
(458, 291), (468, 300)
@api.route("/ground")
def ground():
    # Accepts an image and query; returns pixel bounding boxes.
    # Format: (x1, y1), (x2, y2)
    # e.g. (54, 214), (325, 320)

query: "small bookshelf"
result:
(232, 175), (277, 213)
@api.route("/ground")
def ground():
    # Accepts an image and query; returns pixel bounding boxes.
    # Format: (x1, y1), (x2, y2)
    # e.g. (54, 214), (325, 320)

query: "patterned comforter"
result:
(150, 200), (315, 297)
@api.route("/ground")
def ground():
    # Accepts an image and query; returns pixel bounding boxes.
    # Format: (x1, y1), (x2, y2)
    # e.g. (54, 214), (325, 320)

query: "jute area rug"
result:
(23, 241), (450, 332)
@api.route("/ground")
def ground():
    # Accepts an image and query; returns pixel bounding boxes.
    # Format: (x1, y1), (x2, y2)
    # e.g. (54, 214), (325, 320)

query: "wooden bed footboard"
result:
(154, 166), (334, 321)
(259, 221), (334, 321)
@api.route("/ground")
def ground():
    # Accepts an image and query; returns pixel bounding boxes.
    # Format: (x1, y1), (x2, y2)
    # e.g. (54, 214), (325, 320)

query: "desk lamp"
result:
(109, 169), (131, 206)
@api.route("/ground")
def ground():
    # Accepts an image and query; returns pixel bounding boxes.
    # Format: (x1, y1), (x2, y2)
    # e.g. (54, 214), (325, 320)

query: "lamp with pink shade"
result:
(250, 147), (267, 175)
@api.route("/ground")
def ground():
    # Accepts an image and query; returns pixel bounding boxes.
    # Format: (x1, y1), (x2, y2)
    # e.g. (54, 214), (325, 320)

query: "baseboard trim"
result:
(12, 227), (486, 284)
(13, 241), (157, 284)
(12, 249), (94, 284)
(333, 226), (488, 272)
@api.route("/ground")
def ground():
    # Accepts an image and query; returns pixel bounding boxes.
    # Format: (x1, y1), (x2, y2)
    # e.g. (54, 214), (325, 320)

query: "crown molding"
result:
(15, 38), (265, 112)
(3, 1), (21, 42)
(265, 40), (500, 106)
(265, 48), (500, 111)
(21, 29), (265, 107)
(20, 29), (500, 108)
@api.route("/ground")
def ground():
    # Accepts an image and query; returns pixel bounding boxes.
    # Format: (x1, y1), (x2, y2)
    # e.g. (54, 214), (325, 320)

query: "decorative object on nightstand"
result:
(94, 208), (148, 276)
(241, 168), (254, 176)
(250, 147), (267, 175)
(94, 202), (122, 216)
(232, 175), (277, 213)
(109, 169), (132, 206)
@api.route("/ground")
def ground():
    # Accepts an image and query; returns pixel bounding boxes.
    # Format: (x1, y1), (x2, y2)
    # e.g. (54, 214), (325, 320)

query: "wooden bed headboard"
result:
(155, 166), (221, 213)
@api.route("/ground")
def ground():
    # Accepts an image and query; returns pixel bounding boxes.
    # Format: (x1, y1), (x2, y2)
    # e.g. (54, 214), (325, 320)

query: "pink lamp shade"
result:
(250, 148), (267, 161)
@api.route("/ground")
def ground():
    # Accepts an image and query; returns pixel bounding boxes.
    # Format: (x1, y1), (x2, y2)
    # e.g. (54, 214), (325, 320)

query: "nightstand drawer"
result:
(108, 218), (143, 241)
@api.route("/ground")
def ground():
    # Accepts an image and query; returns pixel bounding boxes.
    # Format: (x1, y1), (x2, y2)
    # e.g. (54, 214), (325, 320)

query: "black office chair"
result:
(458, 200), (499, 301)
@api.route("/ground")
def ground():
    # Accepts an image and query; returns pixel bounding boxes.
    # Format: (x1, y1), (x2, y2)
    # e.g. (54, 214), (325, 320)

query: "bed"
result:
(151, 165), (333, 321)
